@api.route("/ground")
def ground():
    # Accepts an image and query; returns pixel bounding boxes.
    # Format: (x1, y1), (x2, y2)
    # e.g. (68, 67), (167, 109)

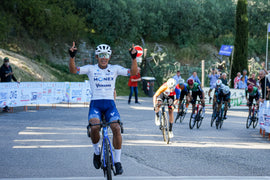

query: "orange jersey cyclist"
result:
(153, 78), (180, 138)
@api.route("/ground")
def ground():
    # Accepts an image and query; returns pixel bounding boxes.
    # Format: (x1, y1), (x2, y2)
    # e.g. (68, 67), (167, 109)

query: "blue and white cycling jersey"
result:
(78, 64), (129, 100)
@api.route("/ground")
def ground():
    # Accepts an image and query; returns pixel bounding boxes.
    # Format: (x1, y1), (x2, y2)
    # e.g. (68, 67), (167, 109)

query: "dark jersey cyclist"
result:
(212, 79), (223, 109)
(245, 85), (261, 118)
(153, 78), (180, 138)
(177, 79), (189, 114)
(187, 79), (205, 120)
(216, 85), (231, 119)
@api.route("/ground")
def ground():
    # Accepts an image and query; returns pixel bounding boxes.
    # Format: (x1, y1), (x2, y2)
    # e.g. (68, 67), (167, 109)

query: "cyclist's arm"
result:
(153, 85), (166, 107)
(69, 42), (78, 74)
(130, 45), (138, 76)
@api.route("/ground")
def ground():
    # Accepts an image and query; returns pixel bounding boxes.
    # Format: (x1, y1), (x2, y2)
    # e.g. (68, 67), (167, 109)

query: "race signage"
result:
(134, 45), (143, 57)
(219, 45), (234, 56)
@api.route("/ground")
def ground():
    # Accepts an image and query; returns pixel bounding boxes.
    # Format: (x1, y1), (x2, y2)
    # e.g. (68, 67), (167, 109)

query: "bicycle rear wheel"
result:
(104, 138), (112, 180)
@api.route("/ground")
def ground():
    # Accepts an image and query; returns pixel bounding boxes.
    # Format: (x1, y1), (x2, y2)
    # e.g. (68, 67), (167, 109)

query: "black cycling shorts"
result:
(157, 93), (175, 109)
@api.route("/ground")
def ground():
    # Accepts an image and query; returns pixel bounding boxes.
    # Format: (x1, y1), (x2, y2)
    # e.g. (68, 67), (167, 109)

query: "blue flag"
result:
(268, 23), (270, 32)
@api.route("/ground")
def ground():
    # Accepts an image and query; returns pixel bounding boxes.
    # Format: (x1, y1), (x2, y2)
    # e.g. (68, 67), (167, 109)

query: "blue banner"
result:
(219, 45), (234, 56)
(268, 23), (270, 32)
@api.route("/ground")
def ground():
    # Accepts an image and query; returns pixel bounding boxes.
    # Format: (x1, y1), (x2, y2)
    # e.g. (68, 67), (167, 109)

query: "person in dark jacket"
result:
(0, 57), (19, 112)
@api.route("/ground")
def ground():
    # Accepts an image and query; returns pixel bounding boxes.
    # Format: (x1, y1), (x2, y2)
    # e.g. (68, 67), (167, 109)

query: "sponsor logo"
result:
(95, 84), (112, 88)
(94, 77), (114, 81)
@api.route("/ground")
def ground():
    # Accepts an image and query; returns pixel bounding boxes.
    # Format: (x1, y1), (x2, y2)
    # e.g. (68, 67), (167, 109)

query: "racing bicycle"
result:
(175, 99), (187, 123)
(216, 101), (226, 129)
(246, 103), (259, 129)
(189, 100), (203, 129)
(156, 102), (172, 144)
(87, 115), (124, 180)
(211, 101), (218, 127)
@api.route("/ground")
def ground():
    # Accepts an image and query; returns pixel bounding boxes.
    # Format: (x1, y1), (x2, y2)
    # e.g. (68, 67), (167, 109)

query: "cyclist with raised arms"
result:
(246, 84), (261, 119)
(216, 85), (231, 120)
(69, 42), (138, 175)
(187, 79), (205, 121)
(153, 78), (180, 138)
(176, 79), (189, 117)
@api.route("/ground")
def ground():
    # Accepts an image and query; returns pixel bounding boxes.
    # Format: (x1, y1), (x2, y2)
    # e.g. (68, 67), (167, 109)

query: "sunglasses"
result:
(98, 53), (110, 59)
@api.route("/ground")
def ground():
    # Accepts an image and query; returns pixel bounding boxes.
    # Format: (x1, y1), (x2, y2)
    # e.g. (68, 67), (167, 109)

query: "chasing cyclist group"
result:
(152, 71), (262, 138)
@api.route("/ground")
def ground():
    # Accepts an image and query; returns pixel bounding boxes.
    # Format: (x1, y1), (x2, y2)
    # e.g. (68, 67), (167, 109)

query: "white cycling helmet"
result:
(167, 78), (177, 89)
(178, 79), (185, 85)
(216, 79), (222, 86)
(222, 86), (230, 95)
(95, 44), (112, 55)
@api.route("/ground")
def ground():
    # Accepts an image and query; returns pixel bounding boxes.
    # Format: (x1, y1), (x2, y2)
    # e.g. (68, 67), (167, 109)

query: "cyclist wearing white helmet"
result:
(153, 78), (180, 138)
(216, 85), (231, 120)
(69, 42), (138, 175)
(208, 68), (220, 103)
(212, 79), (223, 109)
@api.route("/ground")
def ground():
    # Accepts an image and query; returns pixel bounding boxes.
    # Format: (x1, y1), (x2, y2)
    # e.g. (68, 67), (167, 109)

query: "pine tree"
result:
(231, 0), (248, 87)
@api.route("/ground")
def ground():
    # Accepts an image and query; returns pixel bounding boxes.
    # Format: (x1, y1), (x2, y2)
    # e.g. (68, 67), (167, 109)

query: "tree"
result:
(231, 0), (248, 87)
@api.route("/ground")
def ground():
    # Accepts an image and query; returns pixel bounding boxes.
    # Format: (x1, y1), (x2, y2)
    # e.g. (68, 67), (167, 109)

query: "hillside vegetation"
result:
(0, 0), (270, 94)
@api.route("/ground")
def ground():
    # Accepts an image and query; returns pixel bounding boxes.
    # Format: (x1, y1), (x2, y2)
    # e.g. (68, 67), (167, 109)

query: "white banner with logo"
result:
(258, 100), (270, 133)
(0, 82), (91, 107)
(203, 87), (247, 107)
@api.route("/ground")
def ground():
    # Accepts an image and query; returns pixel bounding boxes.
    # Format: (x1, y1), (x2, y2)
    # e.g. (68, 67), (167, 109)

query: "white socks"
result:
(93, 143), (100, 155)
(114, 149), (121, 163)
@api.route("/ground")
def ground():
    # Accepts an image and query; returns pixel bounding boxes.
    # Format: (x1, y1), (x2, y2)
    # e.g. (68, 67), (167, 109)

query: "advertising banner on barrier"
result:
(0, 82), (91, 107)
(1, 82), (249, 107)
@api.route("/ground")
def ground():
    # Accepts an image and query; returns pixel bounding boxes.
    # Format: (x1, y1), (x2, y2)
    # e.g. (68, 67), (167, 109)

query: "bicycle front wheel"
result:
(162, 113), (170, 144)
(211, 107), (217, 127)
(104, 138), (112, 180)
(246, 116), (252, 129)
(180, 104), (186, 123)
(253, 117), (258, 128)
(197, 109), (203, 129)
(219, 109), (224, 129)
(189, 114), (196, 129)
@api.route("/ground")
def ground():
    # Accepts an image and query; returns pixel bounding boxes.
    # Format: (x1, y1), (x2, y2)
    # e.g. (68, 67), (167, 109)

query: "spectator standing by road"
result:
(208, 68), (220, 102)
(241, 69), (248, 85)
(238, 76), (247, 89)
(173, 70), (182, 83)
(260, 62), (270, 100)
(247, 73), (257, 87)
(128, 67), (141, 104)
(0, 57), (19, 112)
(234, 72), (241, 89)
(221, 73), (228, 86)
(187, 71), (201, 85)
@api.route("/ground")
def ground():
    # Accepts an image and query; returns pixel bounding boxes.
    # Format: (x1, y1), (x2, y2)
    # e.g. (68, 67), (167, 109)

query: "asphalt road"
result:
(0, 96), (270, 180)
